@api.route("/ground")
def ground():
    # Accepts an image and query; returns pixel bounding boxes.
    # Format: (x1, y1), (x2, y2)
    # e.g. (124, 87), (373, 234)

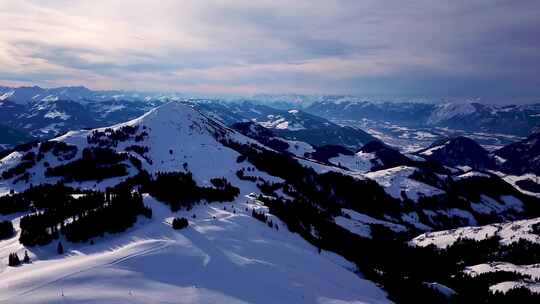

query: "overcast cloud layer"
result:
(0, 0), (539, 101)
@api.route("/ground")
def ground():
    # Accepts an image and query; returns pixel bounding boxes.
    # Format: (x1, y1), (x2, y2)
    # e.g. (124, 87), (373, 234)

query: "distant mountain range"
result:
(0, 87), (375, 151)
(0, 86), (168, 148)
(1, 85), (540, 178)
(2, 100), (540, 301)
(0, 85), (187, 104)
(1, 101), (535, 233)
(305, 97), (540, 137)
(193, 101), (376, 149)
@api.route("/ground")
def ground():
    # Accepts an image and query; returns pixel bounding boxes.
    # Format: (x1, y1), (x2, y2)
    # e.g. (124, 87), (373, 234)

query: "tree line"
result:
(0, 183), (151, 246)
(143, 172), (239, 211)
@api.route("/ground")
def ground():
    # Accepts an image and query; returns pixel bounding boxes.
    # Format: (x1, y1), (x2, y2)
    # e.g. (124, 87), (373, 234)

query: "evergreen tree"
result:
(23, 250), (30, 263)
(57, 241), (64, 255)
(8, 252), (21, 266)
(172, 217), (189, 230)
(0, 221), (15, 240)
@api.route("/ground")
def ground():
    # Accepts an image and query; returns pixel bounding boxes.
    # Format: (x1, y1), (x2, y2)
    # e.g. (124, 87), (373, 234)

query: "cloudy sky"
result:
(0, 0), (539, 101)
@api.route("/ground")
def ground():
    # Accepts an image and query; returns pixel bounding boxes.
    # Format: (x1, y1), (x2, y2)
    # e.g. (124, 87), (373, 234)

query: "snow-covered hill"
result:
(465, 262), (540, 294)
(0, 85), (184, 105)
(495, 131), (540, 176)
(411, 216), (539, 249)
(365, 166), (444, 202)
(0, 102), (392, 303)
(418, 136), (496, 170)
(0, 86), (170, 148)
(410, 216), (540, 295)
(426, 103), (477, 125)
(0, 194), (389, 303)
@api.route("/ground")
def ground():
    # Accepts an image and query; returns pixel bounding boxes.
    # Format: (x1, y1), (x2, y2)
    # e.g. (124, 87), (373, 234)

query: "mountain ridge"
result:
(2, 100), (540, 302)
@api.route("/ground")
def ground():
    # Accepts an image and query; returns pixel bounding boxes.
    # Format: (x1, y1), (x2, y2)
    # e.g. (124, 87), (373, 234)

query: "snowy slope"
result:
(0, 195), (389, 303)
(465, 262), (540, 294)
(328, 151), (375, 173)
(365, 166), (444, 202)
(335, 209), (407, 238)
(0, 102), (269, 192)
(495, 130), (540, 176)
(417, 136), (496, 170)
(0, 85), (182, 105)
(494, 172), (540, 198)
(0, 102), (372, 194)
(411, 215), (537, 249)
(193, 101), (375, 149)
(0, 102), (391, 303)
(466, 262), (540, 281)
(426, 103), (477, 125)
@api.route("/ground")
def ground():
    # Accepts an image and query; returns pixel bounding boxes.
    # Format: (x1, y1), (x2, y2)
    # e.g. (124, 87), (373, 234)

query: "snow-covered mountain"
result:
(0, 85), (186, 105)
(1, 98), (540, 301)
(305, 99), (540, 137)
(412, 216), (540, 249)
(1, 102), (527, 233)
(418, 136), (496, 171)
(411, 216), (540, 295)
(426, 103), (478, 125)
(1, 85), (535, 154)
(248, 94), (324, 109)
(0, 102), (393, 303)
(0, 195), (390, 303)
(357, 141), (419, 170)
(495, 131), (540, 176)
(193, 101), (375, 149)
(0, 86), (380, 152)
(0, 88), (164, 149)
(0, 102), (256, 190)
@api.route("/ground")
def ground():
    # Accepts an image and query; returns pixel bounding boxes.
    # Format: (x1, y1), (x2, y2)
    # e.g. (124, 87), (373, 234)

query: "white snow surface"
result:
(493, 172), (540, 198)
(465, 262), (540, 294)
(423, 282), (456, 297)
(0, 195), (389, 304)
(284, 139), (315, 157)
(419, 144), (444, 157)
(489, 281), (540, 294)
(455, 171), (490, 180)
(0, 102), (271, 192)
(256, 115), (306, 131)
(365, 166), (444, 202)
(329, 151), (374, 173)
(0, 91), (14, 101)
(411, 215), (540, 249)
(427, 103), (476, 125)
(466, 262), (540, 280)
(44, 110), (71, 120)
(335, 209), (406, 238)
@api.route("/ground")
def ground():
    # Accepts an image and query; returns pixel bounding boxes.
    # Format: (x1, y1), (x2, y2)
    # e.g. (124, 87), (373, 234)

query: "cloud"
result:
(0, 0), (538, 100)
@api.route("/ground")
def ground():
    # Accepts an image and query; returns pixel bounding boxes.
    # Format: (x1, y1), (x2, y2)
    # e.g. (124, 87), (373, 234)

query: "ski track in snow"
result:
(0, 194), (389, 303)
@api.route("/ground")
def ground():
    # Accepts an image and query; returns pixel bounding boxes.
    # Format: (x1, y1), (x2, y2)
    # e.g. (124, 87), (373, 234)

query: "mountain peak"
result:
(130, 101), (229, 137)
(427, 103), (477, 125)
(420, 136), (495, 170)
